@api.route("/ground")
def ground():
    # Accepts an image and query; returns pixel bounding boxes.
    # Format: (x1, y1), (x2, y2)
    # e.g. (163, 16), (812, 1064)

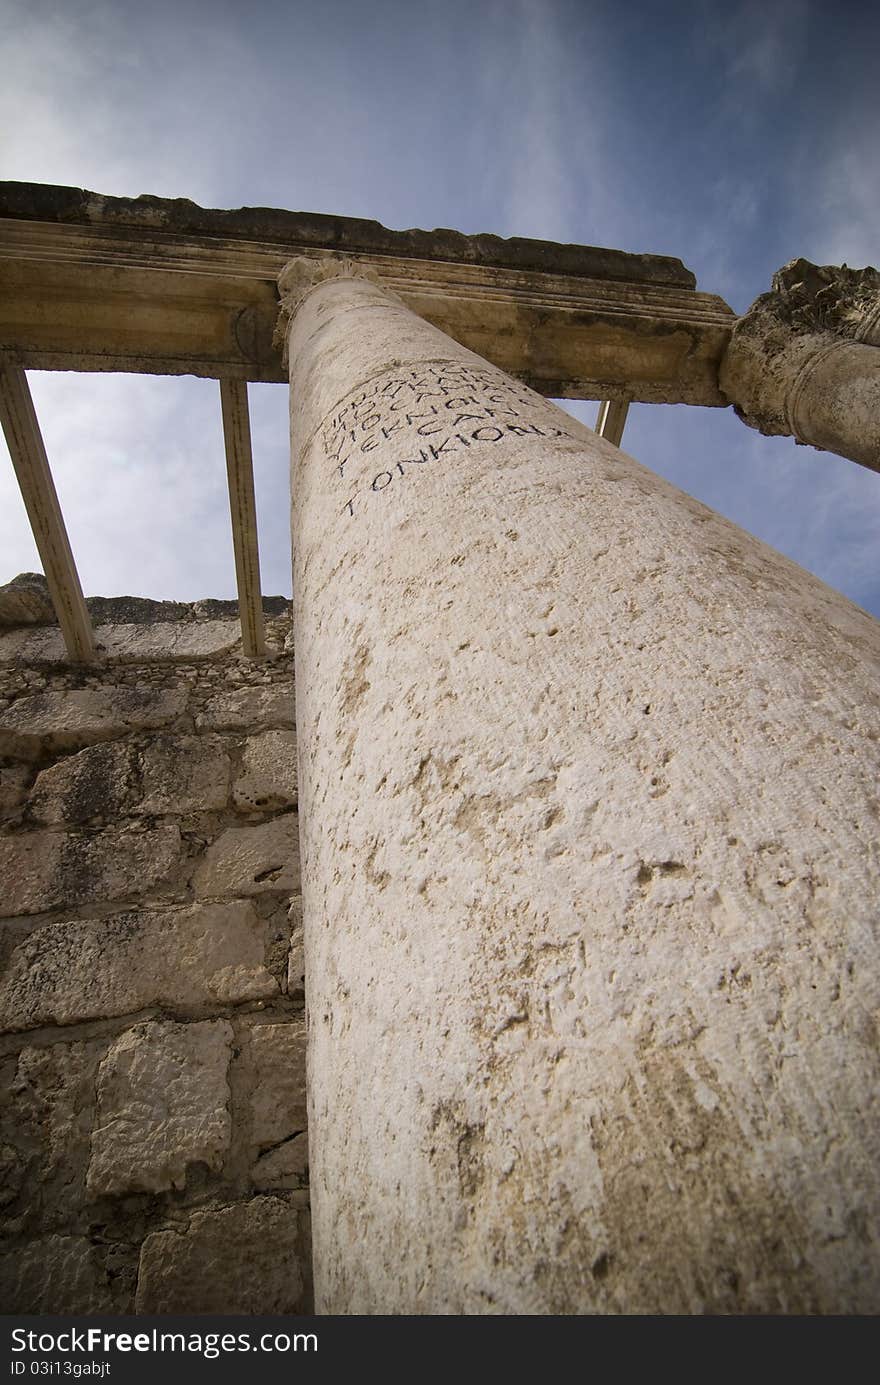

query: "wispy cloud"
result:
(0, 0), (877, 615)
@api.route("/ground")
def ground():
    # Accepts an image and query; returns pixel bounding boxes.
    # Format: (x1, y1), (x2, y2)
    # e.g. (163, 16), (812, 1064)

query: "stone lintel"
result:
(0, 183), (735, 405)
(0, 181), (696, 289)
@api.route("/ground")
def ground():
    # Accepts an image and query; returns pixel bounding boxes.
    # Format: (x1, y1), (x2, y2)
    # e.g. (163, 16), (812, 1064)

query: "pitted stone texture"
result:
(0, 825), (180, 916)
(135, 1197), (308, 1314)
(28, 735), (232, 823)
(194, 815), (300, 899)
(0, 688), (186, 760)
(233, 730), (298, 810)
(0, 762), (31, 817)
(248, 1022), (307, 1150)
(207, 963), (277, 1003)
(195, 686), (294, 731)
(0, 902), (276, 1032)
(0, 1041), (99, 1228)
(139, 735), (232, 813)
(251, 1133), (309, 1189)
(0, 1234), (129, 1312)
(29, 741), (138, 824)
(87, 1020), (232, 1196)
(0, 619), (241, 665)
(287, 270), (880, 1314)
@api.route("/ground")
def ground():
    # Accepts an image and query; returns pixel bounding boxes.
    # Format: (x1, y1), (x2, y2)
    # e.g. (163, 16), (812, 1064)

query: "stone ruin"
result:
(0, 576), (309, 1312)
(1, 184), (878, 1314)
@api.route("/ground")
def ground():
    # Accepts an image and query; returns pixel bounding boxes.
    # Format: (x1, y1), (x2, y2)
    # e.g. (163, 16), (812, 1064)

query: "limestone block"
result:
(194, 815), (300, 899)
(0, 573), (54, 627)
(87, 1020), (232, 1196)
(0, 687), (186, 760)
(248, 1021), (307, 1150)
(233, 729), (298, 810)
(135, 1197), (307, 1314)
(97, 620), (241, 661)
(0, 628), (36, 662)
(0, 902), (277, 1032)
(0, 620), (241, 665)
(28, 735), (233, 822)
(0, 762), (31, 817)
(29, 741), (138, 824)
(195, 685), (294, 731)
(0, 1235), (127, 1313)
(0, 1041), (98, 1225)
(0, 825), (180, 916)
(0, 1142), (26, 1209)
(251, 1133), (309, 1189)
(138, 734), (232, 813)
(207, 964), (278, 1003)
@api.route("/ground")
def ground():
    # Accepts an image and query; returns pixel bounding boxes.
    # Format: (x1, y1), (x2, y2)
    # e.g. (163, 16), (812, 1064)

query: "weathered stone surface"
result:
(1, 180), (695, 283)
(0, 1234), (129, 1312)
(207, 964), (277, 1004)
(754, 258), (880, 343)
(287, 896), (304, 994)
(248, 1022), (307, 1150)
(194, 815), (299, 899)
(28, 735), (232, 822)
(195, 685), (294, 731)
(0, 687), (186, 760)
(720, 258), (880, 472)
(233, 730), (297, 810)
(0, 762), (31, 817)
(251, 1133), (309, 1189)
(0, 572), (54, 627)
(0, 825), (180, 916)
(135, 1197), (307, 1313)
(88, 1020), (232, 1196)
(0, 902), (276, 1032)
(0, 620), (240, 666)
(139, 735), (231, 813)
(96, 620), (241, 661)
(286, 268), (880, 1313)
(0, 1041), (99, 1227)
(29, 741), (138, 824)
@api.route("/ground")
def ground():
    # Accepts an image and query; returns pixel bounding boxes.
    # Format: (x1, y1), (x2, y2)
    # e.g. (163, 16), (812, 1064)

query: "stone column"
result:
(280, 257), (880, 1315)
(720, 258), (880, 472)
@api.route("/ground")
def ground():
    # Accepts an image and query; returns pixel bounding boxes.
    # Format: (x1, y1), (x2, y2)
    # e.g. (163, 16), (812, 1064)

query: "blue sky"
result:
(1, 0), (878, 614)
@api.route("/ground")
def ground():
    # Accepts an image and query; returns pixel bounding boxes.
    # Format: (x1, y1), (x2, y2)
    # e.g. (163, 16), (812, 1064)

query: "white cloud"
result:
(0, 0), (876, 617)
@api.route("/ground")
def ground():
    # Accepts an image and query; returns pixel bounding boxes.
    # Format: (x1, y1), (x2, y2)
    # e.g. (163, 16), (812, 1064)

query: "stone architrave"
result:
(720, 258), (880, 472)
(280, 257), (880, 1314)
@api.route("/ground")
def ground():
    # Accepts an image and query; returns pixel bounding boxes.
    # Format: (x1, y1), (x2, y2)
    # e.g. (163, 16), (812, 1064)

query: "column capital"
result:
(274, 255), (403, 362)
(719, 258), (880, 470)
(760, 258), (880, 344)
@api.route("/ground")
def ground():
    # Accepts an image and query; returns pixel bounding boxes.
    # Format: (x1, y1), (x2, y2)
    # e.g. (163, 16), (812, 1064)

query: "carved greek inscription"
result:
(321, 362), (575, 518)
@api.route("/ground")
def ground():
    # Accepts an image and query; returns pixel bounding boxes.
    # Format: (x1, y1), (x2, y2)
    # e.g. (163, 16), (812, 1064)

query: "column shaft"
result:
(284, 265), (880, 1314)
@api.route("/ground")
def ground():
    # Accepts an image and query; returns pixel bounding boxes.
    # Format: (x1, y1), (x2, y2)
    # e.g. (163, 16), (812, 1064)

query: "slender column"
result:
(0, 356), (94, 661)
(595, 396), (630, 447)
(219, 377), (266, 657)
(281, 258), (880, 1314)
(720, 258), (880, 472)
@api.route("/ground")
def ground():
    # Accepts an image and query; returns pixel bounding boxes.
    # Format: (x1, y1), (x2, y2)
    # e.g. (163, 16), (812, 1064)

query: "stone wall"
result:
(0, 591), (309, 1313)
